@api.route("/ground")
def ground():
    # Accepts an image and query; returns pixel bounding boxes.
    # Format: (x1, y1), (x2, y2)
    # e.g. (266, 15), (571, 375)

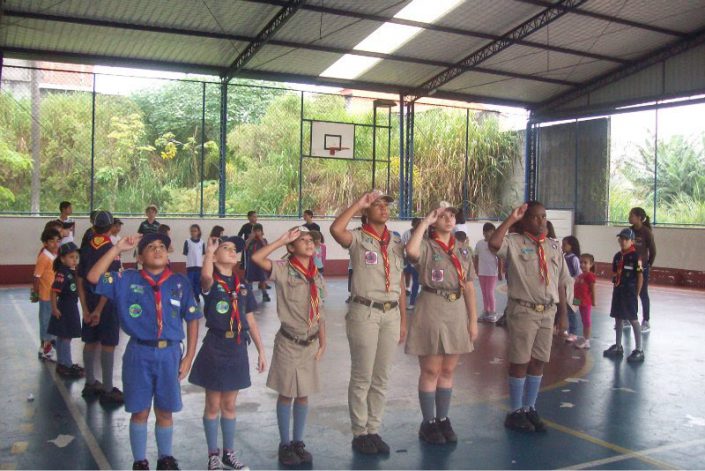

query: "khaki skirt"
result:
(266, 329), (320, 397)
(405, 290), (474, 356)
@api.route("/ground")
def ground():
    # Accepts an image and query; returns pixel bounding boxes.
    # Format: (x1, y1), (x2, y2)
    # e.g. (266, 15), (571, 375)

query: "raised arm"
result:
(489, 204), (527, 253)
(250, 228), (301, 273)
(200, 237), (218, 293)
(405, 208), (440, 262)
(330, 191), (379, 248)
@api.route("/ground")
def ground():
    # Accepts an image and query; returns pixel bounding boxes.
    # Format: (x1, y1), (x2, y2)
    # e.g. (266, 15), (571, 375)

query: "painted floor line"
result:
(564, 436), (705, 470)
(13, 302), (112, 470)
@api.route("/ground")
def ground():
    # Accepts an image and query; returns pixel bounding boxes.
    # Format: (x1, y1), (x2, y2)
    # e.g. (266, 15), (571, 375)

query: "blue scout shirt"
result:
(96, 269), (202, 341)
(52, 265), (79, 317)
(612, 250), (642, 290)
(203, 272), (256, 333)
(78, 233), (121, 309)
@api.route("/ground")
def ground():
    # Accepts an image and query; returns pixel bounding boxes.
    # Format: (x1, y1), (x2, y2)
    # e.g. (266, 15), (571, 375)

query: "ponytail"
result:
(53, 256), (65, 273)
(581, 253), (596, 273)
(630, 207), (652, 229)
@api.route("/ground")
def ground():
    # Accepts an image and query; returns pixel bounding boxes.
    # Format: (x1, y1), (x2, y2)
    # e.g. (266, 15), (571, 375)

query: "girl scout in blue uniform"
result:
(189, 236), (267, 470)
(88, 232), (201, 471)
(49, 242), (85, 378)
(251, 227), (327, 467)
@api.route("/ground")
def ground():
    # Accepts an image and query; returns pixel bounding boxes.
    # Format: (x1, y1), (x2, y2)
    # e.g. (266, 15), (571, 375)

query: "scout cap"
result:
(371, 193), (394, 205)
(58, 241), (79, 256)
(218, 235), (245, 253)
(138, 232), (171, 254)
(93, 210), (114, 228)
(617, 228), (635, 240)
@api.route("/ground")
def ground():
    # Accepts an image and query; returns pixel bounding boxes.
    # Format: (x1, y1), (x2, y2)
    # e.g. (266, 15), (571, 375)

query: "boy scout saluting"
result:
(330, 191), (407, 455)
(489, 201), (571, 433)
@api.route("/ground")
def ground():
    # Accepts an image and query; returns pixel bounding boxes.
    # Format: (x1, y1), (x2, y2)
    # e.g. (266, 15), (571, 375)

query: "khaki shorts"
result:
(506, 301), (556, 364)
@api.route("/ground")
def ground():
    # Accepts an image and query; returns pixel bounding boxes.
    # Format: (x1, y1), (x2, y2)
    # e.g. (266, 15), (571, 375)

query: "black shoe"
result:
(437, 417), (457, 442)
(262, 292), (271, 302)
(221, 450), (247, 470)
(291, 441), (312, 463)
(82, 380), (104, 398)
(278, 444), (301, 466)
(367, 434), (390, 454)
(603, 344), (624, 358)
(156, 456), (179, 470)
(132, 459), (149, 470)
(419, 419), (446, 444)
(504, 409), (535, 432)
(99, 387), (124, 406)
(627, 349), (645, 362)
(351, 434), (377, 455)
(525, 408), (547, 433)
(495, 314), (507, 327)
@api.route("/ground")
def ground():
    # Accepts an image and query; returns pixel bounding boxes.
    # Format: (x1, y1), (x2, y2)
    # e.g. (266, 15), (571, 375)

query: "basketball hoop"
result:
(328, 146), (350, 156)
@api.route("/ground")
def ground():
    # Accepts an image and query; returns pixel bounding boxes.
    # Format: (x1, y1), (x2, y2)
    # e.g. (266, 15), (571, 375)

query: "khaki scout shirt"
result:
(497, 233), (572, 305)
(415, 238), (476, 290)
(270, 260), (326, 337)
(348, 227), (404, 302)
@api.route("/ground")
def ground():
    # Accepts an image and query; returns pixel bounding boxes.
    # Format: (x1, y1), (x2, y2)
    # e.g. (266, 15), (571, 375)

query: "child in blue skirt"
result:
(189, 236), (267, 470)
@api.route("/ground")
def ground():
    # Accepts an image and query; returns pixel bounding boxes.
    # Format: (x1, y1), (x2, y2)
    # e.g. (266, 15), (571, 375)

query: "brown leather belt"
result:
(351, 296), (398, 312)
(279, 328), (319, 346)
(422, 286), (463, 302)
(510, 297), (555, 313)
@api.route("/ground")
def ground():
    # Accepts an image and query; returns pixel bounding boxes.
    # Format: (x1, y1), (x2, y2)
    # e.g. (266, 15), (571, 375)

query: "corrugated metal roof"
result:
(1, 0), (704, 111)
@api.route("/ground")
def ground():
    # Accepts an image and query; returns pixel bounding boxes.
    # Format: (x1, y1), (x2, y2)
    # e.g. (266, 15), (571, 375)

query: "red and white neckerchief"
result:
(139, 268), (173, 338)
(213, 272), (243, 343)
(615, 245), (636, 287)
(288, 256), (320, 328)
(361, 224), (391, 292)
(524, 232), (549, 286)
(431, 235), (465, 285)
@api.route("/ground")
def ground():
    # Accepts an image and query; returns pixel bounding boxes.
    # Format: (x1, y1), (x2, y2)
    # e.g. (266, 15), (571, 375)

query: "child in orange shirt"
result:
(32, 227), (61, 360)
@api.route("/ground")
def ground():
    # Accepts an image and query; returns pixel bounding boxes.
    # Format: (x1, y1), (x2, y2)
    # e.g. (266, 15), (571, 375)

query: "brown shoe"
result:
(419, 419), (446, 444)
(291, 441), (312, 463)
(278, 444), (301, 466)
(504, 409), (535, 432)
(437, 417), (457, 442)
(351, 434), (377, 454)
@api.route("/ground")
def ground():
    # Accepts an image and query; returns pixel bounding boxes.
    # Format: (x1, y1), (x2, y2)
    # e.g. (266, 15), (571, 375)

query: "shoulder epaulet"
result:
(90, 235), (111, 250)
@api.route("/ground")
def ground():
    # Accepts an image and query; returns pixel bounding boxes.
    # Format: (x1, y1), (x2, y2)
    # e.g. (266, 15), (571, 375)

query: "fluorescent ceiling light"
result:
(320, 0), (463, 80)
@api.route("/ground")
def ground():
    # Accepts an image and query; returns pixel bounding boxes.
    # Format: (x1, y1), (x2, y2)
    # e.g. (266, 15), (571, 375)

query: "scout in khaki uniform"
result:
(489, 201), (571, 433)
(250, 227), (326, 467)
(405, 206), (478, 444)
(330, 191), (407, 455)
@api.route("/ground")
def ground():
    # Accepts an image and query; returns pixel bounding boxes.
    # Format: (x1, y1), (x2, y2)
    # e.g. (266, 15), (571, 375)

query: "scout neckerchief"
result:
(139, 268), (173, 338)
(361, 223), (391, 292)
(213, 272), (242, 343)
(615, 245), (636, 287)
(431, 234), (465, 285)
(524, 232), (549, 286)
(288, 256), (320, 328)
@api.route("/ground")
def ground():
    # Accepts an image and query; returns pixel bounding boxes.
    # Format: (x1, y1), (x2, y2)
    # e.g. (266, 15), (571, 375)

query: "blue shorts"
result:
(122, 339), (183, 413)
(81, 302), (120, 346)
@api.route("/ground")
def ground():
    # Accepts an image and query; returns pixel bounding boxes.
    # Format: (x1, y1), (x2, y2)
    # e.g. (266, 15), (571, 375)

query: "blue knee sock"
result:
(277, 401), (292, 445)
(509, 376), (526, 412)
(57, 338), (71, 367)
(419, 390), (436, 422)
(221, 417), (236, 452)
(129, 422), (148, 462)
(523, 374), (543, 410)
(155, 425), (174, 459)
(435, 387), (452, 420)
(292, 402), (308, 442)
(203, 417), (219, 454)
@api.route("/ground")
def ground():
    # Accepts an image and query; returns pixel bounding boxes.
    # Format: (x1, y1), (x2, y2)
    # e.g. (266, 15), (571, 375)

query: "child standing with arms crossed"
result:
(251, 227), (326, 466)
(189, 235), (267, 470)
(405, 206), (478, 444)
(489, 202), (571, 433)
(475, 223), (503, 323)
(603, 229), (645, 362)
(87, 233), (201, 470)
(49, 242), (84, 378)
(573, 254), (596, 349)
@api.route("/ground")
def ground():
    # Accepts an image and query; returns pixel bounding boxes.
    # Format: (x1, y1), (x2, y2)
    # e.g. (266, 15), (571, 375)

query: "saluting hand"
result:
(278, 228), (301, 244)
(116, 234), (141, 252)
(206, 237), (219, 255)
(510, 203), (528, 222)
(423, 207), (443, 226)
(356, 190), (382, 210)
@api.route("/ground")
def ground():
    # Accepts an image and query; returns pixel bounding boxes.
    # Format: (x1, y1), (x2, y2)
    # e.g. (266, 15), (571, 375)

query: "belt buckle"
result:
(225, 331), (235, 339)
(535, 304), (545, 313)
(157, 340), (168, 349)
(383, 302), (392, 312)
(448, 293), (457, 302)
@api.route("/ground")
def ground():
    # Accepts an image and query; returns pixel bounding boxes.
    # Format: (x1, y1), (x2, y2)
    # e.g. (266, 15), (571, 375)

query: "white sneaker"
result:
(641, 321), (650, 333)
(575, 338), (591, 349)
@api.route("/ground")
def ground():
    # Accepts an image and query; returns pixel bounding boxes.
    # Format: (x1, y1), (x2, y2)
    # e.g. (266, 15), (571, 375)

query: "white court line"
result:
(566, 437), (705, 470)
(13, 302), (112, 470)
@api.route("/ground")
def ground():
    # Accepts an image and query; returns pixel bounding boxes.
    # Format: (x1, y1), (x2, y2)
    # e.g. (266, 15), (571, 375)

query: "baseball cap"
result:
(218, 235), (245, 253)
(93, 210), (114, 228)
(617, 228), (635, 240)
(58, 241), (79, 256)
(371, 193), (394, 205)
(113, 218), (123, 226)
(138, 232), (171, 254)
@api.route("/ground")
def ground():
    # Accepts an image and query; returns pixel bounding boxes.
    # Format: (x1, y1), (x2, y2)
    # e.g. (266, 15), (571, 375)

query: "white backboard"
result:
(311, 121), (354, 159)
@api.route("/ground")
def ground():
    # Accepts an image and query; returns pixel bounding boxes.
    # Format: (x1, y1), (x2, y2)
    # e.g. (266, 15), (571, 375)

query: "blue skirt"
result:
(610, 286), (638, 320)
(189, 330), (251, 391)
(47, 299), (82, 338)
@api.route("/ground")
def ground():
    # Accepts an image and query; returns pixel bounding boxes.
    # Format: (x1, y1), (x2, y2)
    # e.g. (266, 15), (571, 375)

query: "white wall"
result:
(2, 216), (703, 272)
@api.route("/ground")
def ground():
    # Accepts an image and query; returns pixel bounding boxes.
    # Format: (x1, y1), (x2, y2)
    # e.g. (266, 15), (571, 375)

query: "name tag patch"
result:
(170, 298), (181, 307)
(130, 284), (145, 294)
(521, 247), (535, 254)
(365, 251), (378, 265)
(431, 269), (445, 282)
